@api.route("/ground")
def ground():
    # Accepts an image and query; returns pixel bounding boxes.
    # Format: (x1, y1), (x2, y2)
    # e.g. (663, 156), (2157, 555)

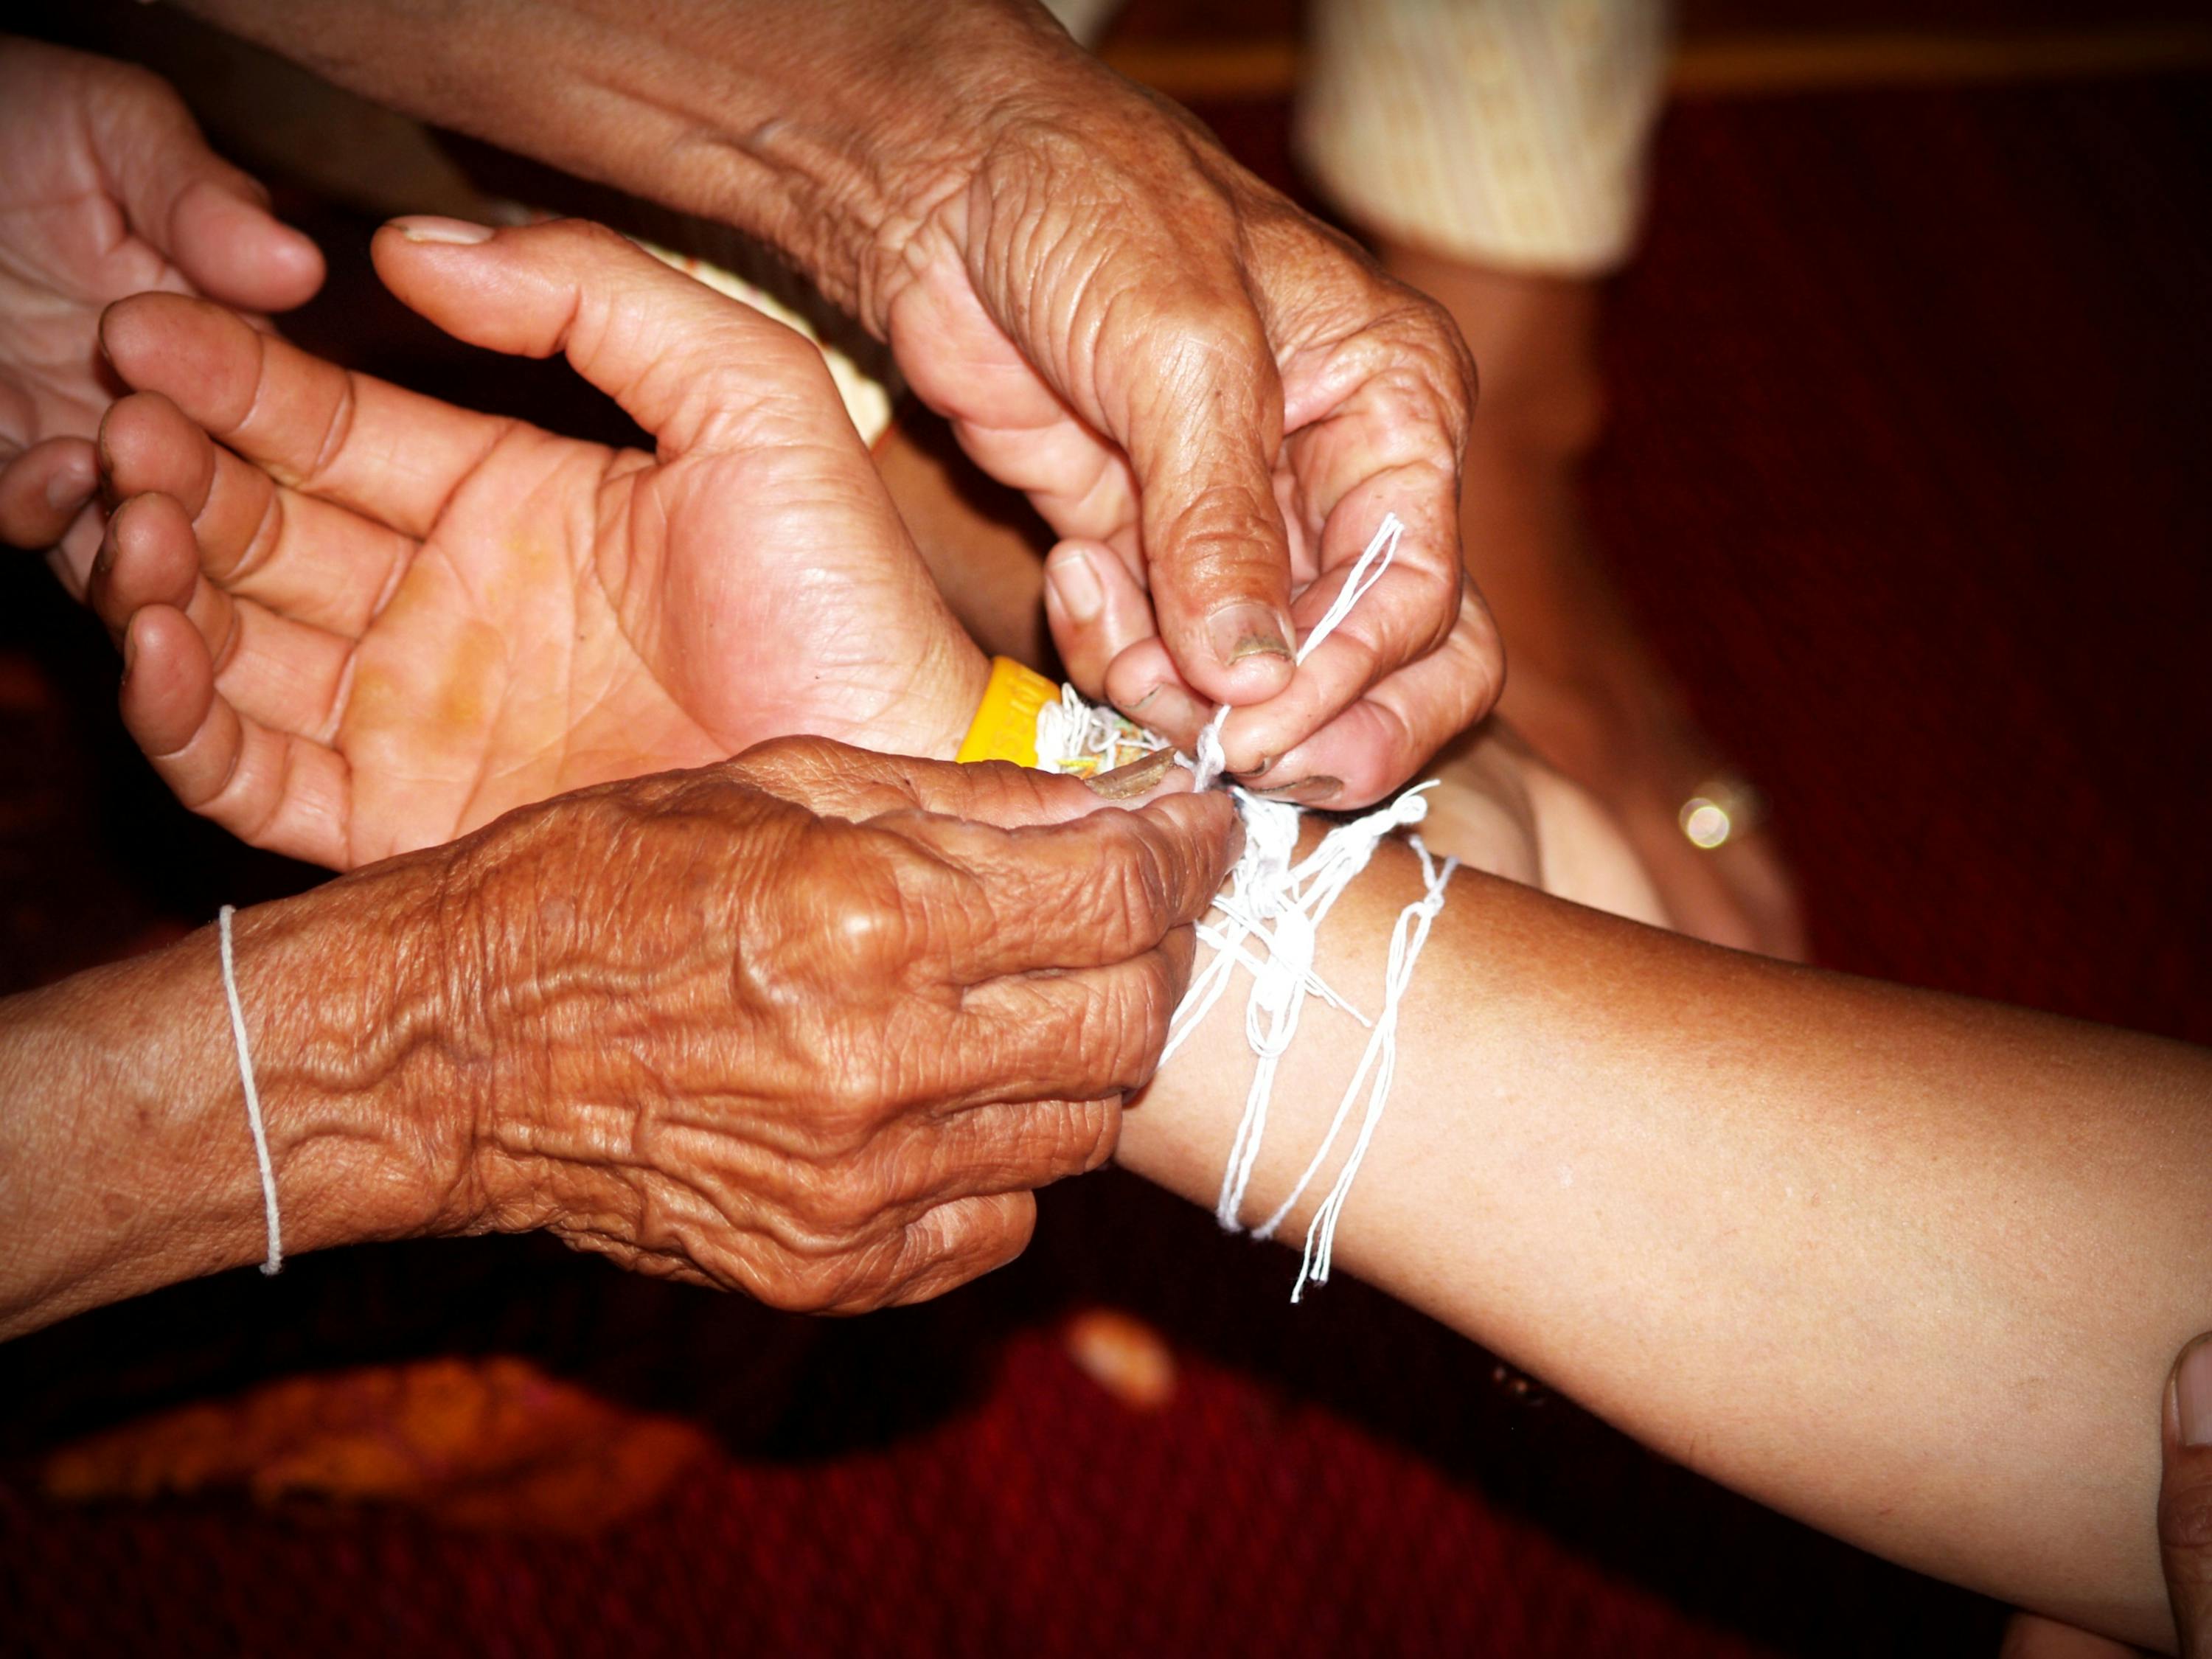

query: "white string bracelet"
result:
(217, 905), (284, 1276)
(1254, 835), (1457, 1301)
(1033, 509), (1450, 1301)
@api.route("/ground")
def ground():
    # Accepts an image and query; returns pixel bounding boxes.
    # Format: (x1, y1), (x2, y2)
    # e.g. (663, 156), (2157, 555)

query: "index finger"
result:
(728, 735), (1185, 830)
(890, 790), (1240, 982)
(1110, 293), (1298, 709)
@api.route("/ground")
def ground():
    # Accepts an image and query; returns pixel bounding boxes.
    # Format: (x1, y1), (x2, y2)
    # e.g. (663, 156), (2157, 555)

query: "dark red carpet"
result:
(4, 74), (2208, 1658)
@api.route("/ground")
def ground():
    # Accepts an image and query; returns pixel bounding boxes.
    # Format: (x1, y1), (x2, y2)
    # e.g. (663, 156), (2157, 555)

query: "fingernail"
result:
(1251, 775), (1342, 804)
(2180, 1333), (2212, 1448)
(392, 215), (494, 246)
(1046, 547), (1104, 625)
(1207, 604), (1291, 670)
(1086, 748), (1180, 799)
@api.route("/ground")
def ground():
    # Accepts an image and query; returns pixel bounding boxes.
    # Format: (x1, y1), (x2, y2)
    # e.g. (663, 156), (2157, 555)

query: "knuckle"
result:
(807, 1168), (898, 1241)
(985, 1192), (1039, 1264)
(1085, 818), (1175, 950)
(1075, 960), (1172, 1091)
(761, 828), (922, 990)
(543, 216), (635, 262)
(1054, 1096), (1123, 1175)
(770, 1250), (873, 1315)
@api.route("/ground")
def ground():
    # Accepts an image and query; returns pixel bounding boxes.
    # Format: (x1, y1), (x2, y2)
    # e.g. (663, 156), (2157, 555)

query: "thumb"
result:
(372, 218), (854, 460)
(2163, 1333), (2212, 1657)
(87, 60), (323, 311)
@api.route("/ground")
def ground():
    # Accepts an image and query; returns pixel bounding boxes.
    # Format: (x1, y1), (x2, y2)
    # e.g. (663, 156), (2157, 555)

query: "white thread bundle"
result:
(1035, 684), (1164, 777)
(1159, 784), (1437, 1225)
(217, 905), (284, 1276)
(1191, 512), (1407, 790)
(1253, 835), (1458, 1301)
(1037, 509), (1451, 1301)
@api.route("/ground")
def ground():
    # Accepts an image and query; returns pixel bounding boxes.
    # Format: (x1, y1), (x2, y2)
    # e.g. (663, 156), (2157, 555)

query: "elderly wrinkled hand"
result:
(414, 738), (1240, 1312)
(150, 1), (1500, 806)
(0, 735), (1239, 1333)
(88, 217), (988, 868)
(871, 36), (1500, 807)
(0, 35), (321, 570)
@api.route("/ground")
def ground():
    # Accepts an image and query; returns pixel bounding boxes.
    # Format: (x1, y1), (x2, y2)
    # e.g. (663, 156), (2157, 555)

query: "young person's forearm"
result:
(170, 0), (1075, 321)
(0, 869), (461, 1339)
(1121, 844), (2212, 1649)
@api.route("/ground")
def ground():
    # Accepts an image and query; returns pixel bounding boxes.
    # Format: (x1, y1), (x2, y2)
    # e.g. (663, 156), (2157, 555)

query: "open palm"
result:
(88, 218), (985, 869)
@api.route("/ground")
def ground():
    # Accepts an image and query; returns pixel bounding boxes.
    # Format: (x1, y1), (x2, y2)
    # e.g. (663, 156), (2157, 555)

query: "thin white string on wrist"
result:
(1033, 510), (1453, 1301)
(217, 905), (283, 1276)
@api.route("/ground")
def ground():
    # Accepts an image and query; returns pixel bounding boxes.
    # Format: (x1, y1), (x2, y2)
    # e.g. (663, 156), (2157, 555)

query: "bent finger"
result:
(880, 1192), (1038, 1308)
(120, 605), (350, 866)
(731, 734), (1180, 832)
(1119, 301), (1297, 709)
(2163, 1334), (2212, 1657)
(0, 437), (97, 552)
(100, 391), (414, 636)
(892, 791), (1239, 979)
(947, 928), (1197, 1107)
(1228, 580), (1500, 807)
(100, 293), (502, 538)
(94, 493), (354, 744)
(895, 1095), (1126, 1202)
(88, 62), (324, 313)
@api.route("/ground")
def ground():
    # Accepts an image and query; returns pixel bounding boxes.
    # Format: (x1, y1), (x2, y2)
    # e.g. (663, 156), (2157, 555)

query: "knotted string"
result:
(1038, 510), (1453, 1301)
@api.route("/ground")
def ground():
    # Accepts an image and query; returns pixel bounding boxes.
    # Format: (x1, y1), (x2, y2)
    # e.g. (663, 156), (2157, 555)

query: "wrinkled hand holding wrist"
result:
(303, 739), (1239, 1314)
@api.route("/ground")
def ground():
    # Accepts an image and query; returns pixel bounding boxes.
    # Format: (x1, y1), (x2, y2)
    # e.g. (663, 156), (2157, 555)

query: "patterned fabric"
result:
(1298, 0), (1669, 274)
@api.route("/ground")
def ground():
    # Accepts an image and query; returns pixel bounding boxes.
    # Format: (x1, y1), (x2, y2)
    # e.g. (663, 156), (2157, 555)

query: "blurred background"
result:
(4, 1), (2208, 1654)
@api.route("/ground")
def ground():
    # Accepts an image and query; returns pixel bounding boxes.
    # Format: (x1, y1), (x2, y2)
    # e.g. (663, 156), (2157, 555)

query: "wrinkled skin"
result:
(881, 72), (1500, 804)
(0, 35), (321, 567)
(398, 737), (1238, 1312)
(0, 734), (1239, 1327)
(152, 0), (1501, 804)
(89, 218), (987, 869)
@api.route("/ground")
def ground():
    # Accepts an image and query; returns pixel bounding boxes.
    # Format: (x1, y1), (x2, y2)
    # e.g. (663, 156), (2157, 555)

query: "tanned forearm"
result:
(1120, 838), (2212, 1651)
(167, 0), (1078, 323)
(0, 860), (466, 1340)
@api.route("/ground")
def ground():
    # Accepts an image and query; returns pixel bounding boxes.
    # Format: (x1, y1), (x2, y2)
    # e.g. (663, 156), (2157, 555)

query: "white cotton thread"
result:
(1253, 835), (1456, 1301)
(1204, 783), (1438, 1232)
(217, 905), (283, 1276)
(1035, 684), (1164, 778)
(1189, 512), (1407, 791)
(1034, 509), (1450, 1301)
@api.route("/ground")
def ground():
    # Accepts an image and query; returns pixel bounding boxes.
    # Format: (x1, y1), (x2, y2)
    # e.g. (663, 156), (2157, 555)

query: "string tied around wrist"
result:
(217, 905), (283, 1276)
(1030, 510), (1454, 1302)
